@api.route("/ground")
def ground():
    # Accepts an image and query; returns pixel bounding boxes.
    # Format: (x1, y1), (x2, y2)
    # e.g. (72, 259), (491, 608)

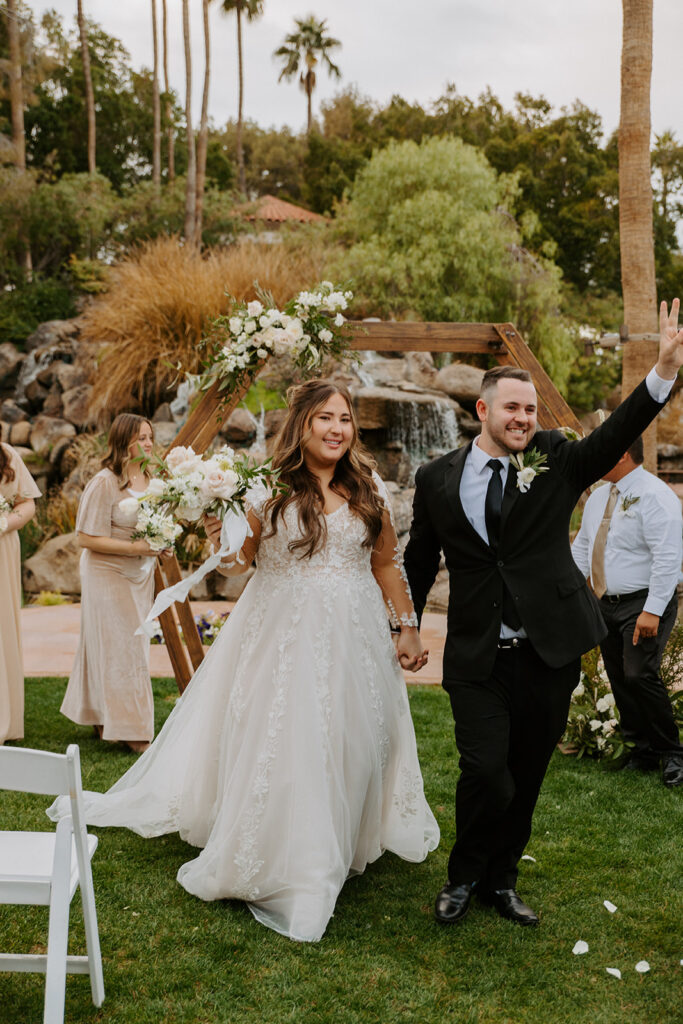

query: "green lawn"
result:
(1, 678), (682, 1024)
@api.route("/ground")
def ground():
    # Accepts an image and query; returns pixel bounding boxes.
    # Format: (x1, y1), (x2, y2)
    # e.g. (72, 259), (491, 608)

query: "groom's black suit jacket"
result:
(404, 379), (668, 683)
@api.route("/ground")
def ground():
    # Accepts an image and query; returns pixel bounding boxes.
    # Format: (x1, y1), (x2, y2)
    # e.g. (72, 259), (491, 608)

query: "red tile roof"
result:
(240, 194), (325, 224)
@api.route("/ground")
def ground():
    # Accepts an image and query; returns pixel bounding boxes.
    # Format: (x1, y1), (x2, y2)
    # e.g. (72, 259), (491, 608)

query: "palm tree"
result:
(274, 15), (341, 135)
(619, 0), (658, 468)
(161, 0), (175, 182)
(151, 0), (161, 187)
(195, 0), (211, 239)
(76, 0), (96, 174)
(219, 0), (264, 195)
(182, 0), (196, 244)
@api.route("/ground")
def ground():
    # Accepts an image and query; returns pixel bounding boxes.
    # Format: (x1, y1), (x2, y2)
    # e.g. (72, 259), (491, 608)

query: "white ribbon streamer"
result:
(136, 508), (250, 637)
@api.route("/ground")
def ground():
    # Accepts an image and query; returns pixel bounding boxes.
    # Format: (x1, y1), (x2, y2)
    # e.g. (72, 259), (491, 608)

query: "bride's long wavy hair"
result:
(264, 379), (384, 559)
(0, 443), (15, 484)
(101, 413), (153, 487)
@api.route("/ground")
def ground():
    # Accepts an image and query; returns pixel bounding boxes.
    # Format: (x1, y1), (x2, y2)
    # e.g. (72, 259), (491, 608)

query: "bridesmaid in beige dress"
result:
(0, 442), (41, 745)
(60, 414), (159, 753)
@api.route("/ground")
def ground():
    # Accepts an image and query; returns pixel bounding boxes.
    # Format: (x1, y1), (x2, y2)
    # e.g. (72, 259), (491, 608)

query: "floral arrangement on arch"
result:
(0, 496), (12, 536)
(561, 647), (624, 760)
(200, 282), (355, 398)
(119, 444), (281, 553)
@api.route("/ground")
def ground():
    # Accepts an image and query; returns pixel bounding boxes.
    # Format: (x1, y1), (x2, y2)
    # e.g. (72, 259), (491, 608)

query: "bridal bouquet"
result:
(202, 281), (355, 398)
(0, 496), (12, 536)
(119, 444), (279, 551)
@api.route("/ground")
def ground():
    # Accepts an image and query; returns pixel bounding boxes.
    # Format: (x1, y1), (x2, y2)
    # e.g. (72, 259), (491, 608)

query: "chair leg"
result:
(43, 823), (72, 1024)
(79, 861), (105, 1006)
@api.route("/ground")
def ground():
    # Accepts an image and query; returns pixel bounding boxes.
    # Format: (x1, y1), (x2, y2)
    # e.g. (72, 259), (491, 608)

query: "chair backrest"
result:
(0, 745), (86, 830)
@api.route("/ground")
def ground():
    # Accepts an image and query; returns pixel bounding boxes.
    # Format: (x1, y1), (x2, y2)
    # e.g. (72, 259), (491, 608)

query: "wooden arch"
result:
(157, 320), (583, 692)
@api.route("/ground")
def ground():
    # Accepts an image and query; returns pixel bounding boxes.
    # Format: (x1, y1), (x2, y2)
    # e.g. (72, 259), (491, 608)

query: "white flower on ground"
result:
(635, 961), (650, 973)
(603, 900), (617, 913)
(521, 854), (537, 863)
(605, 968), (622, 979)
(572, 940), (589, 955)
(118, 497), (140, 515)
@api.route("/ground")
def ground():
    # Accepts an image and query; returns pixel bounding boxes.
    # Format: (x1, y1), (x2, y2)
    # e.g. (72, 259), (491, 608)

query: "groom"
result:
(404, 300), (683, 926)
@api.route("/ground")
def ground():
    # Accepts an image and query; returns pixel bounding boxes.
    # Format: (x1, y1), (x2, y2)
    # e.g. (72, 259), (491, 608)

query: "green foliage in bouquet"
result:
(562, 646), (623, 760)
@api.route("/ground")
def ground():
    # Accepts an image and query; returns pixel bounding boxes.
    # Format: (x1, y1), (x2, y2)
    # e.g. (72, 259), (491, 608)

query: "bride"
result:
(49, 378), (439, 942)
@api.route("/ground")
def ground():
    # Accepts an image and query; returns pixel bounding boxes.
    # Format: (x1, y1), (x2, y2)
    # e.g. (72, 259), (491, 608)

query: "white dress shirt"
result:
(572, 465), (683, 616)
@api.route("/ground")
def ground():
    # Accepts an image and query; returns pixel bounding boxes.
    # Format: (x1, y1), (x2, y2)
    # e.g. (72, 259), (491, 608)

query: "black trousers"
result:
(445, 644), (579, 890)
(599, 591), (681, 763)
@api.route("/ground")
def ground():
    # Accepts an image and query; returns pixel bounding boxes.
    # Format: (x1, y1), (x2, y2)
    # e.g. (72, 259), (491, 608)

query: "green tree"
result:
(274, 15), (341, 135)
(334, 136), (576, 392)
(219, 0), (264, 195)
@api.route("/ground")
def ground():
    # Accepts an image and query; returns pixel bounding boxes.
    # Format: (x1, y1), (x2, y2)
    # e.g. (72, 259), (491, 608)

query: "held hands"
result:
(633, 610), (660, 645)
(204, 514), (222, 552)
(397, 626), (429, 673)
(656, 298), (683, 379)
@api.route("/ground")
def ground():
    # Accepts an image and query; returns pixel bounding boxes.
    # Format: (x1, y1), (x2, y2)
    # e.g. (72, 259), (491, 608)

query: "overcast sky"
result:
(26, 0), (683, 143)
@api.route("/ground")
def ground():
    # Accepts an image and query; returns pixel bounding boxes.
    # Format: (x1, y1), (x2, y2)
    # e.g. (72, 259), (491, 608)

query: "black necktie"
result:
(485, 458), (522, 630)
(485, 459), (503, 548)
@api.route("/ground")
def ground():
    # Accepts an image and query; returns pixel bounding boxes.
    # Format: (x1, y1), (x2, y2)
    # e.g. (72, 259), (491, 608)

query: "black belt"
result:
(600, 588), (649, 604)
(497, 637), (528, 650)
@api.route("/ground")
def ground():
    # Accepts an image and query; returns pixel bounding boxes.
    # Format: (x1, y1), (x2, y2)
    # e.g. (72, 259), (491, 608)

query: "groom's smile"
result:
(476, 378), (538, 457)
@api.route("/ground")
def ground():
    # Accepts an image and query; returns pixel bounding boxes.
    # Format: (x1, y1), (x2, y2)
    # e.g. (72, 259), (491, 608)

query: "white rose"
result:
(200, 467), (239, 502)
(589, 719), (602, 732)
(176, 504), (203, 522)
(118, 497), (140, 515)
(244, 319), (257, 334)
(334, 313), (345, 327)
(145, 478), (166, 497)
(572, 681), (585, 698)
(318, 328), (333, 344)
(517, 466), (536, 492)
(256, 348), (268, 359)
(595, 695), (612, 713)
(166, 446), (202, 475)
(228, 317), (242, 335)
(247, 300), (263, 317)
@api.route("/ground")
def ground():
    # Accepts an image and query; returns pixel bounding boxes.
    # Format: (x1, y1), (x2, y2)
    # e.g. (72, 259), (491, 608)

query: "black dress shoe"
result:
(478, 887), (539, 926)
(620, 753), (658, 773)
(434, 882), (476, 924)
(662, 754), (683, 788)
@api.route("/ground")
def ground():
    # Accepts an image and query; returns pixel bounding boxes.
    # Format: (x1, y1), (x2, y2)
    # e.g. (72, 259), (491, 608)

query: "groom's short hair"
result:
(480, 365), (533, 400)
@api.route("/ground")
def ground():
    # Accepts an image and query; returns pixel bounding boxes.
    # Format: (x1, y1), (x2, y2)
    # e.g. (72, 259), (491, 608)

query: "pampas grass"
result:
(84, 235), (330, 423)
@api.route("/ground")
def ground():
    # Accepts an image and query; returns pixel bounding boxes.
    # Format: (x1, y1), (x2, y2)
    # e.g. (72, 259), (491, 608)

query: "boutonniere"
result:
(509, 448), (549, 492)
(617, 494), (640, 517)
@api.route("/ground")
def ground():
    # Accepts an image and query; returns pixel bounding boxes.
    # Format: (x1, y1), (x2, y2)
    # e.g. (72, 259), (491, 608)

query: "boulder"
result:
(41, 383), (64, 418)
(434, 362), (484, 405)
(151, 421), (178, 449)
(23, 532), (82, 596)
(0, 343), (24, 385)
(264, 408), (287, 438)
(61, 384), (93, 427)
(152, 402), (174, 423)
(25, 319), (79, 353)
(30, 415), (76, 458)
(405, 352), (437, 389)
(9, 420), (31, 447)
(212, 567), (254, 600)
(55, 361), (89, 391)
(220, 407), (256, 443)
(0, 422), (9, 443)
(359, 357), (408, 387)
(0, 399), (28, 424)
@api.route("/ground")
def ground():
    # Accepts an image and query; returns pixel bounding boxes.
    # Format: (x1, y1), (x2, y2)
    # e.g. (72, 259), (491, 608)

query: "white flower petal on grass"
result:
(605, 968), (622, 979)
(572, 941), (589, 955)
(635, 961), (650, 973)
(521, 855), (537, 863)
(603, 900), (617, 913)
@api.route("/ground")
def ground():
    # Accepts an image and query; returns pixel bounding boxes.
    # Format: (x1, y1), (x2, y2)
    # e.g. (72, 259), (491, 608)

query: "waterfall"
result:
(386, 398), (460, 470)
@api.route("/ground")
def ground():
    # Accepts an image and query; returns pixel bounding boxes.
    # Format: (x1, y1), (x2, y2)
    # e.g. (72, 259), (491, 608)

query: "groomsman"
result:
(404, 300), (683, 927)
(572, 436), (683, 786)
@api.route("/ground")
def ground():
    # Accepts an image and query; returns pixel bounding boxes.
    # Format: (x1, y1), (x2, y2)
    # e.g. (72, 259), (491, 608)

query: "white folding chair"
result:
(0, 744), (105, 1024)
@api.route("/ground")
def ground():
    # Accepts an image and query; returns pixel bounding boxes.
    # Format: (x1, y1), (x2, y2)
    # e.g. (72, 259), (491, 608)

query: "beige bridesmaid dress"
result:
(60, 469), (155, 742)
(0, 443), (41, 744)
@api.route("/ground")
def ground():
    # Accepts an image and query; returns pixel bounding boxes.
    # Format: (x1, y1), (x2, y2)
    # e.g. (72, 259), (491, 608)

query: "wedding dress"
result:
(48, 475), (439, 942)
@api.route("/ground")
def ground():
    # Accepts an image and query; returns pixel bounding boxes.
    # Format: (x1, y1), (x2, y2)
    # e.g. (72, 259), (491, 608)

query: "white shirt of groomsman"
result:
(572, 446), (683, 642)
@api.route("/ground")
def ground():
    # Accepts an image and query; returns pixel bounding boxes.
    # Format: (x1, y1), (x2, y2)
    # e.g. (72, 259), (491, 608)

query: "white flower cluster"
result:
(0, 495), (12, 536)
(208, 282), (353, 392)
(119, 443), (277, 553)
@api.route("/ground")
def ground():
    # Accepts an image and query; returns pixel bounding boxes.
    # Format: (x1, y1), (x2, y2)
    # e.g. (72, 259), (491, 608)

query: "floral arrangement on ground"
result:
(151, 610), (229, 646)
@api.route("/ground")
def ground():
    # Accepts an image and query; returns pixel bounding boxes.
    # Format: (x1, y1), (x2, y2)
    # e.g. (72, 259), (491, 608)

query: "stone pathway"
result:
(21, 603), (445, 686)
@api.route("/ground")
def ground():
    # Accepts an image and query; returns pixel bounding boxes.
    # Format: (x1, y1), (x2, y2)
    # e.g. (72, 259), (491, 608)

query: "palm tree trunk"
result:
(306, 74), (313, 135)
(6, 0), (32, 277)
(236, 4), (246, 195)
(76, 0), (96, 175)
(619, 0), (658, 469)
(195, 0), (211, 241)
(182, 0), (196, 245)
(151, 0), (161, 187)
(162, 0), (175, 182)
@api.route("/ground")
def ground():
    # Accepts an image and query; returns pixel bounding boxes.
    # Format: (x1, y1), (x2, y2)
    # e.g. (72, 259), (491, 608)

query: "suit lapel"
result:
(444, 443), (491, 552)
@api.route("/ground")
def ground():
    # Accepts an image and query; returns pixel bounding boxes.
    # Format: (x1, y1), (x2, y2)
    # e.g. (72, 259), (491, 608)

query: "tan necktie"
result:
(590, 484), (619, 599)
